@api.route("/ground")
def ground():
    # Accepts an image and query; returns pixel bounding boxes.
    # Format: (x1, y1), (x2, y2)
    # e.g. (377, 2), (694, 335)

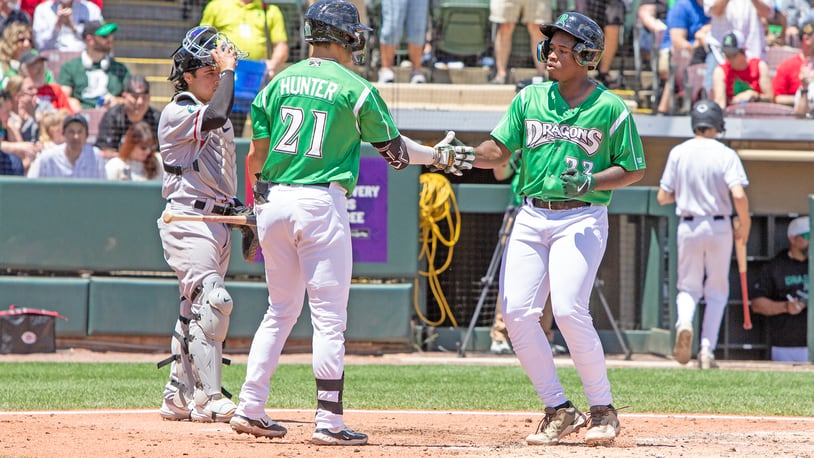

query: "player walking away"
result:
(229, 0), (473, 446)
(657, 99), (751, 370)
(465, 11), (646, 446)
(156, 26), (243, 423)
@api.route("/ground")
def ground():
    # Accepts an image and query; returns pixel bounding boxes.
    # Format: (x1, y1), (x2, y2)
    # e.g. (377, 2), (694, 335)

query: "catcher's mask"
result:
(168, 26), (246, 82)
(304, 0), (372, 65)
(537, 11), (604, 69)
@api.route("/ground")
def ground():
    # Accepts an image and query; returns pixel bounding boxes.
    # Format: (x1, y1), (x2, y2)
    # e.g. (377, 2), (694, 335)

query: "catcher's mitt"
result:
(230, 205), (260, 262)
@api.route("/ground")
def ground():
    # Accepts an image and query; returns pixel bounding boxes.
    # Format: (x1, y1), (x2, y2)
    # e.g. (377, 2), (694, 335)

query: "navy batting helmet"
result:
(305, 0), (372, 64)
(691, 99), (725, 132)
(169, 26), (245, 82)
(538, 12), (604, 69)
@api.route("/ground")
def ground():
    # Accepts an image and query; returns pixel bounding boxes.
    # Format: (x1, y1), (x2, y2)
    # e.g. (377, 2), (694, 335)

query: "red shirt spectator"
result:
(721, 58), (763, 100)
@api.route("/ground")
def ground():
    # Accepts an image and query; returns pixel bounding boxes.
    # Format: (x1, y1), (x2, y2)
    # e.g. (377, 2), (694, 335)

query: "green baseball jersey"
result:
(491, 81), (646, 206)
(251, 58), (399, 195)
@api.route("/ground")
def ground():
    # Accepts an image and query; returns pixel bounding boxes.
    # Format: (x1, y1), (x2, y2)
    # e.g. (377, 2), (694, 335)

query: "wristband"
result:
(219, 69), (234, 79)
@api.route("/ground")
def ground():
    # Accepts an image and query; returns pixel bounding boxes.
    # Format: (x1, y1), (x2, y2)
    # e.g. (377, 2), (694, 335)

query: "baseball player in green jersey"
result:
(229, 0), (473, 446)
(467, 12), (646, 446)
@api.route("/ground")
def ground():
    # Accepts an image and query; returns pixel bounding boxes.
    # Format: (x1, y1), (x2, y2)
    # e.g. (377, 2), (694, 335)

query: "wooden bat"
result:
(734, 218), (752, 330)
(161, 211), (256, 226)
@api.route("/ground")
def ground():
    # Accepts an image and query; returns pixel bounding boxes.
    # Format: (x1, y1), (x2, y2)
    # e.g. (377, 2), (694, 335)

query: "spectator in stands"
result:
(0, 22), (34, 85)
(751, 216), (809, 363)
(488, 0), (549, 85)
(658, 0), (711, 113)
(704, 0), (773, 94)
(105, 120), (162, 181)
(0, 82), (39, 169)
(27, 112), (106, 178)
(773, 19), (814, 106)
(639, 0), (671, 112)
(0, 0), (31, 37)
(58, 21), (130, 111)
(37, 107), (68, 150)
(712, 29), (773, 107)
(32, 0), (102, 52)
(377, 0), (429, 84)
(5, 74), (38, 141)
(200, 0), (288, 137)
(0, 89), (25, 175)
(575, 0), (626, 88)
(95, 76), (158, 159)
(19, 49), (73, 113)
(780, 0), (813, 45)
(23, 0), (100, 20)
(200, 0), (289, 82)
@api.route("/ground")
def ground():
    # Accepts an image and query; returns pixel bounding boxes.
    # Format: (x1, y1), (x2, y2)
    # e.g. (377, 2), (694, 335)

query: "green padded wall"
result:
(0, 276), (88, 336)
(87, 277), (413, 342)
(0, 178), (167, 272)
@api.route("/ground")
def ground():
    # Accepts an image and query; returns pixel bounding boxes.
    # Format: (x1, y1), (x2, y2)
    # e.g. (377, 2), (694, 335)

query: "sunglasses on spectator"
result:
(16, 37), (32, 43)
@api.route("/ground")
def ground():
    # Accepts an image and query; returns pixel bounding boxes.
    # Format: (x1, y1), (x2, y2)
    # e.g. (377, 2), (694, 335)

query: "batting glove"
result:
(560, 167), (595, 197)
(433, 131), (475, 176)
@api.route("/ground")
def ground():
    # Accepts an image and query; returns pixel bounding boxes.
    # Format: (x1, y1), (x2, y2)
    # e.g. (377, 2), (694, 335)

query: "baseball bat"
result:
(161, 211), (256, 226)
(733, 219), (752, 330)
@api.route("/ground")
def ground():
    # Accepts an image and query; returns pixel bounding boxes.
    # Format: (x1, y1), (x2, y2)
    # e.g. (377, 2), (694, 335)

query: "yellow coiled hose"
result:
(416, 172), (460, 327)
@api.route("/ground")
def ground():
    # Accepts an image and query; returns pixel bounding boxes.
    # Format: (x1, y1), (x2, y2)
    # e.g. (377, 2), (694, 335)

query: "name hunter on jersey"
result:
(278, 76), (339, 103)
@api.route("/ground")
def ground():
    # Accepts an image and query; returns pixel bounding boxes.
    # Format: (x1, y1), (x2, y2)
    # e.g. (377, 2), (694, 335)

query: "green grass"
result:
(0, 363), (812, 417)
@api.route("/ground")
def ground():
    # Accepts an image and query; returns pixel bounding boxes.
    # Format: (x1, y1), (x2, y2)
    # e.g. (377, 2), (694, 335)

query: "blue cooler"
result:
(233, 59), (266, 113)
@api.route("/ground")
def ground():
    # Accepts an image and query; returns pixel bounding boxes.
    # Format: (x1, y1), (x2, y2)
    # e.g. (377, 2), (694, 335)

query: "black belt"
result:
(279, 182), (331, 188)
(193, 200), (233, 215)
(530, 198), (591, 210)
(682, 215), (727, 221)
(163, 160), (199, 176)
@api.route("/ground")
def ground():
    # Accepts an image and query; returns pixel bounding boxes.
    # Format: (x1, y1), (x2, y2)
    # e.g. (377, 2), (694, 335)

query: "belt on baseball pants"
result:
(271, 182), (331, 188)
(682, 215), (727, 221)
(192, 200), (233, 215)
(530, 198), (591, 210)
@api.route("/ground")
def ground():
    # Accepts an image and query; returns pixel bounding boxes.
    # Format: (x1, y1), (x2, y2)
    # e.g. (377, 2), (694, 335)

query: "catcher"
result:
(155, 25), (251, 423)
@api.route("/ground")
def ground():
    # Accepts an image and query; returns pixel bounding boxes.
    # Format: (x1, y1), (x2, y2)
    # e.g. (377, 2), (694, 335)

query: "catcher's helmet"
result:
(169, 26), (245, 82)
(690, 99), (725, 132)
(538, 12), (604, 69)
(304, 0), (372, 64)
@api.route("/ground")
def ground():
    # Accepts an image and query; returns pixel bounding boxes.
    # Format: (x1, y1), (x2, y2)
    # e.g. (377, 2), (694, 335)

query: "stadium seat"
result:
(78, 108), (107, 145)
(428, 0), (491, 81)
(41, 50), (82, 82)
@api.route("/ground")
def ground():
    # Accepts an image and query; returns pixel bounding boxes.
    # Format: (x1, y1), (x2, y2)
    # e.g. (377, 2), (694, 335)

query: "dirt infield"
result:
(2, 350), (814, 457)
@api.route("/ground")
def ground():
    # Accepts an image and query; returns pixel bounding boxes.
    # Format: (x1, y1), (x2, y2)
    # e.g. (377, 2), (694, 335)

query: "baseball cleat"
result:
(674, 323), (693, 365)
(526, 401), (586, 445)
(311, 426), (368, 446)
(159, 398), (191, 421)
(585, 404), (620, 446)
(698, 349), (719, 369)
(190, 395), (236, 423)
(490, 340), (512, 354)
(230, 414), (287, 439)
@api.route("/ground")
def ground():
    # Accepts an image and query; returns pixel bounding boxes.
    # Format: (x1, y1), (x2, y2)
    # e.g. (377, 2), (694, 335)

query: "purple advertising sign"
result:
(350, 157), (388, 263)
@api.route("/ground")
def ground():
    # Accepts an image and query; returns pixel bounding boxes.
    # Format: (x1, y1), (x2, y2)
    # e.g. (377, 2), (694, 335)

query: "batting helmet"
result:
(169, 26), (245, 82)
(690, 99), (725, 133)
(538, 12), (604, 69)
(304, 0), (372, 64)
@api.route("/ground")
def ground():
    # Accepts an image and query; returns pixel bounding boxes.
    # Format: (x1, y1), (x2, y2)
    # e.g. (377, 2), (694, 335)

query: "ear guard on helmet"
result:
(536, 37), (604, 67)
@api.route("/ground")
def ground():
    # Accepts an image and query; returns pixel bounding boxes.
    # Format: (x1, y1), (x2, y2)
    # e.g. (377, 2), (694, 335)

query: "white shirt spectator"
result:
(705, 0), (772, 63)
(33, 0), (103, 52)
(105, 154), (164, 181)
(27, 143), (107, 178)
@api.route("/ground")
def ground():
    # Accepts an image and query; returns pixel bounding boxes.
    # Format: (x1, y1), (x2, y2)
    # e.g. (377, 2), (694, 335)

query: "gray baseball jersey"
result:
(159, 91), (238, 203)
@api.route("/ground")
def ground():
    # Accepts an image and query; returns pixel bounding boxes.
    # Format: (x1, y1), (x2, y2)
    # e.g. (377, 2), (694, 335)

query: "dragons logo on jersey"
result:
(525, 120), (603, 156)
